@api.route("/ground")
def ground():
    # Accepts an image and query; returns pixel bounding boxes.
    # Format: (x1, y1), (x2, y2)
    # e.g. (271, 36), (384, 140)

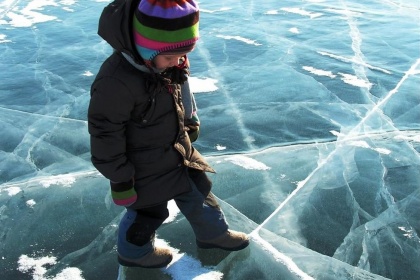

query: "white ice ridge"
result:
(302, 65), (374, 88)
(39, 174), (76, 188)
(251, 234), (314, 280)
(280, 7), (323, 19)
(383, 0), (420, 12)
(199, 7), (232, 14)
(0, 105), (87, 124)
(343, 0), (376, 95)
(318, 51), (391, 75)
(354, 58), (420, 129)
(216, 35), (262, 46)
(324, 8), (362, 18)
(224, 154), (271, 170)
(302, 66), (336, 78)
(1, 170), (99, 189)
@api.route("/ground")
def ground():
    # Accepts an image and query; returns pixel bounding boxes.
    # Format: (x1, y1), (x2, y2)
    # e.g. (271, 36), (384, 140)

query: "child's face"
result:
(154, 53), (188, 71)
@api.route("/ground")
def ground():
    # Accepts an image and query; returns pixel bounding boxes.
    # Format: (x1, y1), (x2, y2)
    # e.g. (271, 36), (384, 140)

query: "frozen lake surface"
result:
(0, 0), (419, 279)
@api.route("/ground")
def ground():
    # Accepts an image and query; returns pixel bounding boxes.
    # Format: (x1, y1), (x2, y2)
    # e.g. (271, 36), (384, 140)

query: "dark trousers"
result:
(117, 170), (228, 259)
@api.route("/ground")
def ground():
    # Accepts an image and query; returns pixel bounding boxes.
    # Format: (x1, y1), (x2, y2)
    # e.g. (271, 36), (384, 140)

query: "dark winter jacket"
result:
(88, 0), (214, 208)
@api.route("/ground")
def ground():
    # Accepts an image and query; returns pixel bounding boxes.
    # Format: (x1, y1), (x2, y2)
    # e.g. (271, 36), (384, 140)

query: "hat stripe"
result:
(145, 0), (195, 9)
(139, 0), (198, 19)
(135, 46), (156, 62)
(135, 42), (195, 62)
(134, 30), (197, 50)
(135, 9), (199, 31)
(133, 17), (199, 43)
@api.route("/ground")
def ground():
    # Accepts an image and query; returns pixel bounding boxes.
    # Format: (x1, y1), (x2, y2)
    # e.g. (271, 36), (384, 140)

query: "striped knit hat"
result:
(133, 0), (200, 64)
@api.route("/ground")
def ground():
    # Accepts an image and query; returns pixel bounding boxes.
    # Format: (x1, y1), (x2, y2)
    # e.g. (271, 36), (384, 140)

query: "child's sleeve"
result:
(88, 78), (137, 207)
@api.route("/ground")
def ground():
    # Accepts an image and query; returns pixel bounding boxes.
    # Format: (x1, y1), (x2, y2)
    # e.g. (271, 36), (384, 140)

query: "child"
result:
(88, 0), (249, 268)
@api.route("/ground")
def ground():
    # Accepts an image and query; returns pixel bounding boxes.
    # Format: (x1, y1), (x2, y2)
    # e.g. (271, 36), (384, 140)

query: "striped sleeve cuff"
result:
(110, 180), (137, 207)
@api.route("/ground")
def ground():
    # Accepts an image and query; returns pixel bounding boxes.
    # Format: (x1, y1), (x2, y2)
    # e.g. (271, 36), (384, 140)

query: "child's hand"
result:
(110, 179), (137, 207)
(166, 66), (189, 84)
(185, 118), (200, 142)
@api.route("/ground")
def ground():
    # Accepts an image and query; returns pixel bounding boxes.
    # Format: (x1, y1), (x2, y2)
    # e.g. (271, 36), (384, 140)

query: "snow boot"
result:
(118, 247), (173, 268)
(196, 230), (250, 251)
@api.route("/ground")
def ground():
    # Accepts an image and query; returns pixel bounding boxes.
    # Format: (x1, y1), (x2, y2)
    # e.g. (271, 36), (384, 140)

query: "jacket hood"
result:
(98, 0), (144, 64)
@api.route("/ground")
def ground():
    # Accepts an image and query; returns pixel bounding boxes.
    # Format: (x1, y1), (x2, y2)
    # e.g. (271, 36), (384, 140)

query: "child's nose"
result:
(170, 58), (181, 67)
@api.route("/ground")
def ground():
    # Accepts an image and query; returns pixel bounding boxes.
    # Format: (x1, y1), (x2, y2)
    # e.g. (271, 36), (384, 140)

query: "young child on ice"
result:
(88, 0), (249, 268)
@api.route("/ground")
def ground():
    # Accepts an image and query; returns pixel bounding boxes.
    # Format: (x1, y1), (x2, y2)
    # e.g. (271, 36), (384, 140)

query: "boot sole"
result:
(118, 255), (173, 269)
(196, 239), (250, 251)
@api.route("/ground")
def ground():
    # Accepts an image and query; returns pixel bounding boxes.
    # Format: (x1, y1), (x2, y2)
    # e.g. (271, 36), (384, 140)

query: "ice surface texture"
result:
(0, 0), (419, 279)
